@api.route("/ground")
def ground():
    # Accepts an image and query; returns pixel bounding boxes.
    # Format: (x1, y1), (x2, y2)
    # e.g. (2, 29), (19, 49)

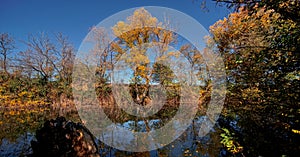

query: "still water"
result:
(0, 116), (229, 157)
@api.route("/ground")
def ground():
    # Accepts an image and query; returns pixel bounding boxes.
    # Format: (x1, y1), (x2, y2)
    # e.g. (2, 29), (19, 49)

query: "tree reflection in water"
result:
(0, 116), (225, 157)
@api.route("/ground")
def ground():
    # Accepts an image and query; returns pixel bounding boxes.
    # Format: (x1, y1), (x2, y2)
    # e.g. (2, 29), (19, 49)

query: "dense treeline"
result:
(211, 0), (300, 156)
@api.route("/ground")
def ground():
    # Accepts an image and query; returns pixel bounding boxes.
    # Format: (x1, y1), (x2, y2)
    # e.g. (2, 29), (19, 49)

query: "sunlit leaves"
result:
(292, 129), (300, 135)
(0, 79), (50, 140)
(113, 8), (158, 35)
(220, 128), (243, 155)
(210, 6), (279, 54)
(210, 2), (300, 155)
(111, 8), (177, 88)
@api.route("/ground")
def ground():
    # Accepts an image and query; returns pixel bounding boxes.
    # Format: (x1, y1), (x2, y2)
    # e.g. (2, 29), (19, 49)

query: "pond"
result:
(1, 105), (299, 156)
(0, 115), (230, 157)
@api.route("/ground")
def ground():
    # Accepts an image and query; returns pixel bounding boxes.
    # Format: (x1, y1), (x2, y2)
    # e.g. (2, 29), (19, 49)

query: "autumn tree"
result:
(111, 8), (177, 105)
(85, 27), (116, 96)
(179, 44), (207, 84)
(215, 0), (300, 22)
(209, 4), (300, 156)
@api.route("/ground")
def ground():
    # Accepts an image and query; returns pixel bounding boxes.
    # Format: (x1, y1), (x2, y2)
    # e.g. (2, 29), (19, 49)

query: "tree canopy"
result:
(209, 1), (300, 156)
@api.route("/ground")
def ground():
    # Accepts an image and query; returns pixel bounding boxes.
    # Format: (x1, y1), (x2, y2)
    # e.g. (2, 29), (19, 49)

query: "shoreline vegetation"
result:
(0, 76), (211, 140)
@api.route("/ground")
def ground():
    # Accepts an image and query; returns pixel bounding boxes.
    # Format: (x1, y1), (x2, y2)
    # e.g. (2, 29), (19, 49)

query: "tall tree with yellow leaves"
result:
(111, 8), (177, 105)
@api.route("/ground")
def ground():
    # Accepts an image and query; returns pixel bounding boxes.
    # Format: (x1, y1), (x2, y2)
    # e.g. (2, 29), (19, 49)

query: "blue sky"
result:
(0, 0), (231, 51)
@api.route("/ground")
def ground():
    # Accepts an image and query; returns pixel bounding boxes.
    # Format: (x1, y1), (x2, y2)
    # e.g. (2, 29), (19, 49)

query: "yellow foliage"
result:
(292, 129), (300, 134)
(0, 85), (51, 140)
(209, 6), (282, 54)
(111, 8), (176, 85)
(220, 128), (243, 154)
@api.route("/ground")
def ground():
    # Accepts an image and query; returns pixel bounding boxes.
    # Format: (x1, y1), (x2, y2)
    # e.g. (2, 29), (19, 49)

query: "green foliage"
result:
(152, 62), (175, 85)
(220, 128), (243, 155)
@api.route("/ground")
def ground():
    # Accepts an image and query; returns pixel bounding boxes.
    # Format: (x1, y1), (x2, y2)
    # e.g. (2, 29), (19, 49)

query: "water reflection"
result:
(0, 116), (225, 157)
(97, 116), (223, 156)
(0, 133), (35, 157)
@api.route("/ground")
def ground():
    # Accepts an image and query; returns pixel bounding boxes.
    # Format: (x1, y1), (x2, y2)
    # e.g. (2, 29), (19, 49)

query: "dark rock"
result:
(31, 117), (99, 157)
